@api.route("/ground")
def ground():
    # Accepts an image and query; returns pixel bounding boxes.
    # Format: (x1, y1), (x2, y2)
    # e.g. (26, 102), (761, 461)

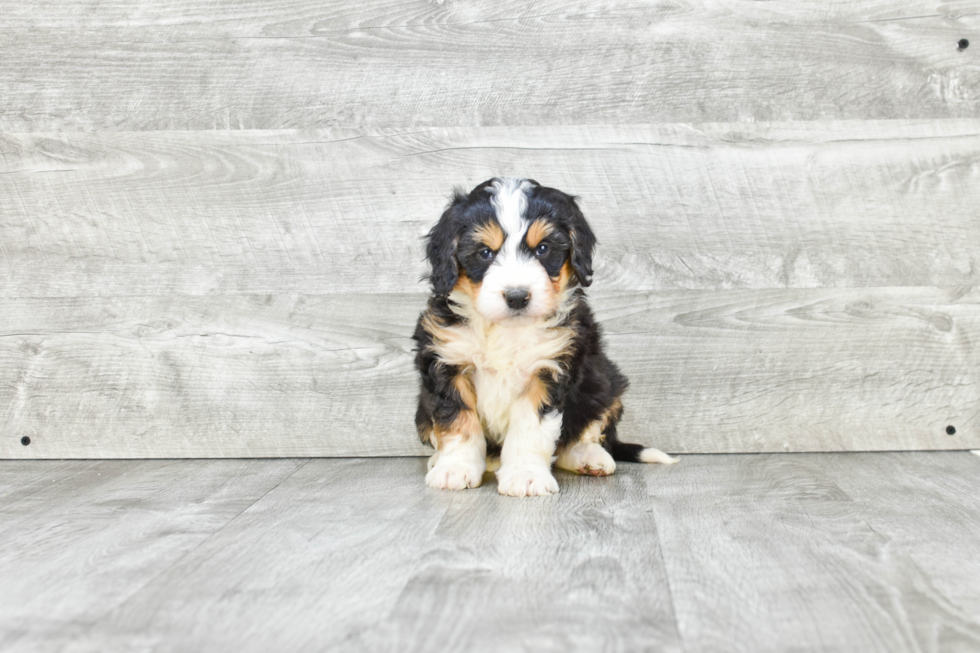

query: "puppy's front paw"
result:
(426, 458), (485, 490)
(496, 465), (560, 497)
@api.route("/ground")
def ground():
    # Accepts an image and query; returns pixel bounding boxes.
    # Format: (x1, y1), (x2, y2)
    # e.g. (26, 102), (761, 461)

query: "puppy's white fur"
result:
(488, 177), (530, 243)
(640, 448), (680, 464)
(496, 406), (561, 496)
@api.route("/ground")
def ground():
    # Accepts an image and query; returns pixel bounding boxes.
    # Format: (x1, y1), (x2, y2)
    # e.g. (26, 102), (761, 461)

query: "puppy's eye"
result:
(479, 247), (494, 261)
(534, 243), (549, 256)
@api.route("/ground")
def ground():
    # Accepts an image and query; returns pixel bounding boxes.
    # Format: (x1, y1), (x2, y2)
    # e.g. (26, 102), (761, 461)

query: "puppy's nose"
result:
(504, 288), (531, 310)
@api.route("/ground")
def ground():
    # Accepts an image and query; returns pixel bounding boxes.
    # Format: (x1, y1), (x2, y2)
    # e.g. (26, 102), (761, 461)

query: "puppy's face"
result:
(425, 178), (596, 323)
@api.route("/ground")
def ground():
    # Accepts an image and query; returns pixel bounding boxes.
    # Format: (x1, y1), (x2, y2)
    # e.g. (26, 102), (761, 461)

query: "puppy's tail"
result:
(605, 439), (679, 465)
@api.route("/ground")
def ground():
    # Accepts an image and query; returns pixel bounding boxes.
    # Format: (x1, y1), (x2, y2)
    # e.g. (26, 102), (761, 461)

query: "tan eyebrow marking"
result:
(473, 222), (504, 250)
(526, 220), (554, 249)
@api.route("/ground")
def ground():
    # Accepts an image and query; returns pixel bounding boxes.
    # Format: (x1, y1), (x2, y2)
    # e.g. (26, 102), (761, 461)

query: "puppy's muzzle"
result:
(504, 287), (531, 310)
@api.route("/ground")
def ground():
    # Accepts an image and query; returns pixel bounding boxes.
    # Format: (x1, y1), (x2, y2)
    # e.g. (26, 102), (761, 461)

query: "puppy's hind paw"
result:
(556, 441), (616, 476)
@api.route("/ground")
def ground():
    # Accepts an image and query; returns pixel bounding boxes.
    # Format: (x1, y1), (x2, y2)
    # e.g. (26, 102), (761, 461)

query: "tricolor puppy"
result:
(413, 178), (677, 497)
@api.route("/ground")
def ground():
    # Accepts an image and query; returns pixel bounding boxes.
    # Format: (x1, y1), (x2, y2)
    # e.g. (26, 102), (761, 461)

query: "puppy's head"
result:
(425, 178), (596, 323)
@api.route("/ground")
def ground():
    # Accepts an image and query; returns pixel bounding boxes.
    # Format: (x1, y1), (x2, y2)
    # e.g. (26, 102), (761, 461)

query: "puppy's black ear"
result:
(424, 192), (464, 296)
(567, 200), (597, 287)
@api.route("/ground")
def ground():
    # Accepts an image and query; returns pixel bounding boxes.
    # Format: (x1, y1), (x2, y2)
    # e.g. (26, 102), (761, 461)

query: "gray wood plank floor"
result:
(2, 453), (979, 652)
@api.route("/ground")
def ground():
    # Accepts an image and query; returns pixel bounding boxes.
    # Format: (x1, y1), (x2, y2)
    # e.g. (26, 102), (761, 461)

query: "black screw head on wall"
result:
(946, 425), (957, 435)
(21, 436), (31, 446)
(958, 39), (970, 50)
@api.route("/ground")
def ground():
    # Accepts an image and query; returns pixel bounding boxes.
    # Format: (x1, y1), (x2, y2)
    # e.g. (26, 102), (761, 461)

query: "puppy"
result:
(413, 178), (676, 497)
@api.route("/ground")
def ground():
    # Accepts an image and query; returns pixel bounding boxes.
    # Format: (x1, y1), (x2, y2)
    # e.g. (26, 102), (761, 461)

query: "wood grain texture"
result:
(43, 459), (454, 653)
(1, 0), (979, 130)
(2, 121), (979, 297)
(822, 453), (980, 619)
(351, 465), (681, 652)
(1, 287), (975, 458)
(645, 453), (980, 653)
(5, 458), (680, 653)
(3, 3), (978, 459)
(0, 459), (305, 653)
(3, 454), (979, 652)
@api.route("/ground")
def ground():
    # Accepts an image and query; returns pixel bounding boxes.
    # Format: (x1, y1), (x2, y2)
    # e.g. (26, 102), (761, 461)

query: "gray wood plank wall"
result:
(1, 1), (978, 457)
(3, 1), (979, 130)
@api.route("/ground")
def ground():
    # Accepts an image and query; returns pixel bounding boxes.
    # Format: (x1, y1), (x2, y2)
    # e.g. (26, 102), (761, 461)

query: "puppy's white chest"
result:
(469, 324), (566, 440)
(472, 326), (539, 376)
(431, 315), (571, 440)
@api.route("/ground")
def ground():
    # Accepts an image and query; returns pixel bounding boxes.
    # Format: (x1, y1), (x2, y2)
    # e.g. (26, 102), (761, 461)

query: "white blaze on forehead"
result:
(478, 178), (551, 322)
(488, 178), (532, 245)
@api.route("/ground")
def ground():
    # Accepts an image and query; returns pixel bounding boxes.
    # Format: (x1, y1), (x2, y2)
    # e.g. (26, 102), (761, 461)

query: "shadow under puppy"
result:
(414, 178), (676, 497)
